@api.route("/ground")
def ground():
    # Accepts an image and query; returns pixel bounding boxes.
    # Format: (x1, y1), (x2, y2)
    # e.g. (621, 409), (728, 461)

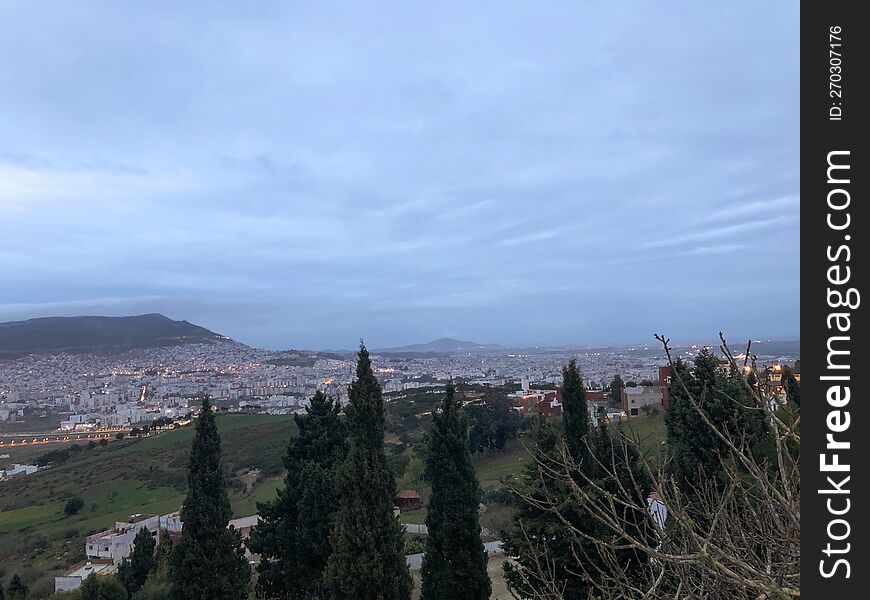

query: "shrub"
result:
(64, 496), (85, 517)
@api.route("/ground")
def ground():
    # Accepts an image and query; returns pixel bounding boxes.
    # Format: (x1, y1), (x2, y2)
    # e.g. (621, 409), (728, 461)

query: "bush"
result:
(64, 496), (85, 517)
(403, 537), (426, 555)
(482, 486), (515, 506)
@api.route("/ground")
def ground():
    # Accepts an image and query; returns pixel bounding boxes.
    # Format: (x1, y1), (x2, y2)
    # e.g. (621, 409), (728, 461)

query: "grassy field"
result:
(0, 413), (296, 597)
(0, 402), (668, 597)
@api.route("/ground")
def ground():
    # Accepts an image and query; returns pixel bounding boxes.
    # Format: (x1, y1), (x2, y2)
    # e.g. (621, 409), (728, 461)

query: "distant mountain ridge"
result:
(0, 313), (225, 359)
(373, 337), (502, 354)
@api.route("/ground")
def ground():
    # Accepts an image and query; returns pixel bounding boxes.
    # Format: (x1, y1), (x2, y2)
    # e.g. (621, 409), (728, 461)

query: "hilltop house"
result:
(394, 489), (423, 511)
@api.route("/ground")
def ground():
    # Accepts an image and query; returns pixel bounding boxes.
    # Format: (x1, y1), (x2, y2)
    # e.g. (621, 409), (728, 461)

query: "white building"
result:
(86, 514), (160, 564)
(55, 560), (116, 592)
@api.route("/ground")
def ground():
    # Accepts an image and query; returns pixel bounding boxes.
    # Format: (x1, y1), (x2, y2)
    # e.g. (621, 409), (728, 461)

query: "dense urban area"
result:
(0, 325), (800, 599)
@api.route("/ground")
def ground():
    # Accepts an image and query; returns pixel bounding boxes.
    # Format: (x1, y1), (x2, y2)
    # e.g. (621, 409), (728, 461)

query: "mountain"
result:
(0, 313), (225, 359)
(373, 337), (501, 355)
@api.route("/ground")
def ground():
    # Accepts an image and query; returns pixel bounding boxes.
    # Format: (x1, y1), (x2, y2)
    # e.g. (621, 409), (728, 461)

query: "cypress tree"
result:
(420, 382), (490, 600)
(5, 575), (26, 600)
(609, 373), (625, 404)
(503, 418), (584, 598)
(505, 362), (652, 599)
(782, 365), (800, 407)
(324, 343), (412, 600)
(666, 349), (766, 494)
(169, 398), (250, 599)
(561, 358), (589, 461)
(79, 574), (126, 600)
(118, 526), (156, 596)
(249, 390), (347, 598)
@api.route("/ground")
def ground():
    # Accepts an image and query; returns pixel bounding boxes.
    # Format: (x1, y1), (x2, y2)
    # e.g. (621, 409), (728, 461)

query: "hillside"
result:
(0, 313), (225, 359)
(375, 337), (502, 355)
(0, 413), (296, 595)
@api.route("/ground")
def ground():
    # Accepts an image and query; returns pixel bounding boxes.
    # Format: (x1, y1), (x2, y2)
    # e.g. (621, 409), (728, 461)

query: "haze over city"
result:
(0, 1), (799, 349)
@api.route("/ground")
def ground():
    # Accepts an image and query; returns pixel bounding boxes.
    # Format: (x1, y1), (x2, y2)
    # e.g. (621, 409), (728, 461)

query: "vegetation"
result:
(503, 335), (800, 599)
(79, 573), (126, 600)
(169, 398), (251, 599)
(665, 347), (765, 495)
(420, 382), (490, 600)
(467, 392), (524, 454)
(324, 344), (412, 600)
(118, 527), (155, 596)
(608, 373), (625, 404)
(6, 575), (27, 600)
(249, 390), (347, 598)
(0, 412), (295, 594)
(63, 497), (84, 517)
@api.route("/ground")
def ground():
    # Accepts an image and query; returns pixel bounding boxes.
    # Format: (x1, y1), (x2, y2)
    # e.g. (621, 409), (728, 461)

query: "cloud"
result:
(0, 0), (800, 348)
(639, 215), (796, 250)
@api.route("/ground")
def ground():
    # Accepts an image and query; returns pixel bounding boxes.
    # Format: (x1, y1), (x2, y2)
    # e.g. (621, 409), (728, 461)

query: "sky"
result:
(0, 1), (799, 350)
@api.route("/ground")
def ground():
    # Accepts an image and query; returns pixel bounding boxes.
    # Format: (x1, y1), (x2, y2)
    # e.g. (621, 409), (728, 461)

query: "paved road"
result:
(406, 540), (504, 571)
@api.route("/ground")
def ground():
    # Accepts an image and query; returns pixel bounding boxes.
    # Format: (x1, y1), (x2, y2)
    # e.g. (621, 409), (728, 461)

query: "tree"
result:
(169, 398), (250, 599)
(5, 575), (27, 600)
(64, 496), (85, 516)
(561, 359), (589, 461)
(506, 334), (800, 599)
(248, 390), (347, 598)
(782, 365), (800, 407)
(665, 347), (765, 495)
(466, 390), (524, 454)
(80, 574), (127, 600)
(324, 343), (412, 600)
(420, 382), (490, 600)
(609, 374), (625, 404)
(133, 533), (173, 600)
(504, 362), (652, 600)
(118, 527), (156, 596)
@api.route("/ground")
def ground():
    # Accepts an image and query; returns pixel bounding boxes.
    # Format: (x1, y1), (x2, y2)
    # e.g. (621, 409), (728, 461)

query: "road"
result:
(0, 428), (136, 447)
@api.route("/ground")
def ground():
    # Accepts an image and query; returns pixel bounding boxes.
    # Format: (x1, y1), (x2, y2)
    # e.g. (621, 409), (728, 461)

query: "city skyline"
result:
(0, 1), (800, 349)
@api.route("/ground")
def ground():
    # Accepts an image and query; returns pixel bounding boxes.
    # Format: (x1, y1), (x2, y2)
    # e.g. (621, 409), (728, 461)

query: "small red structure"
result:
(536, 397), (562, 417)
(394, 489), (422, 511)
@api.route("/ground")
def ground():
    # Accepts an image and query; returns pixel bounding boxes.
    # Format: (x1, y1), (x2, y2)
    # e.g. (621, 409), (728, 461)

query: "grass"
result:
(0, 402), (669, 598)
(0, 413), (296, 596)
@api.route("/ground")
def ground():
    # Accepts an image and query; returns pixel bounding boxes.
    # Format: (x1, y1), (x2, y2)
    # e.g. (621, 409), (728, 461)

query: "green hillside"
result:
(0, 398), (667, 598)
(0, 413), (296, 597)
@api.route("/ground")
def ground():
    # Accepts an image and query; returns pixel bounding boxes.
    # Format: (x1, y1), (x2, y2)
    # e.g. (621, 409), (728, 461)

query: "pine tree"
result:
(420, 382), (490, 600)
(782, 365), (800, 407)
(666, 349), (766, 494)
(119, 526), (156, 596)
(561, 358), (589, 461)
(5, 575), (26, 600)
(505, 363), (652, 599)
(169, 398), (251, 599)
(609, 373), (625, 404)
(323, 343), (412, 600)
(503, 418), (585, 598)
(249, 390), (346, 598)
(80, 574), (127, 600)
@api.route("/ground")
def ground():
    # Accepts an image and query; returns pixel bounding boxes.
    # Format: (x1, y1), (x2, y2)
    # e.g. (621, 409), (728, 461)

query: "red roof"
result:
(396, 489), (421, 500)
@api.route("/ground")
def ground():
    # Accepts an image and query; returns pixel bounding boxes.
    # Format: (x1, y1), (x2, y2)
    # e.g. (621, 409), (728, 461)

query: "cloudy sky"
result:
(0, 1), (799, 350)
